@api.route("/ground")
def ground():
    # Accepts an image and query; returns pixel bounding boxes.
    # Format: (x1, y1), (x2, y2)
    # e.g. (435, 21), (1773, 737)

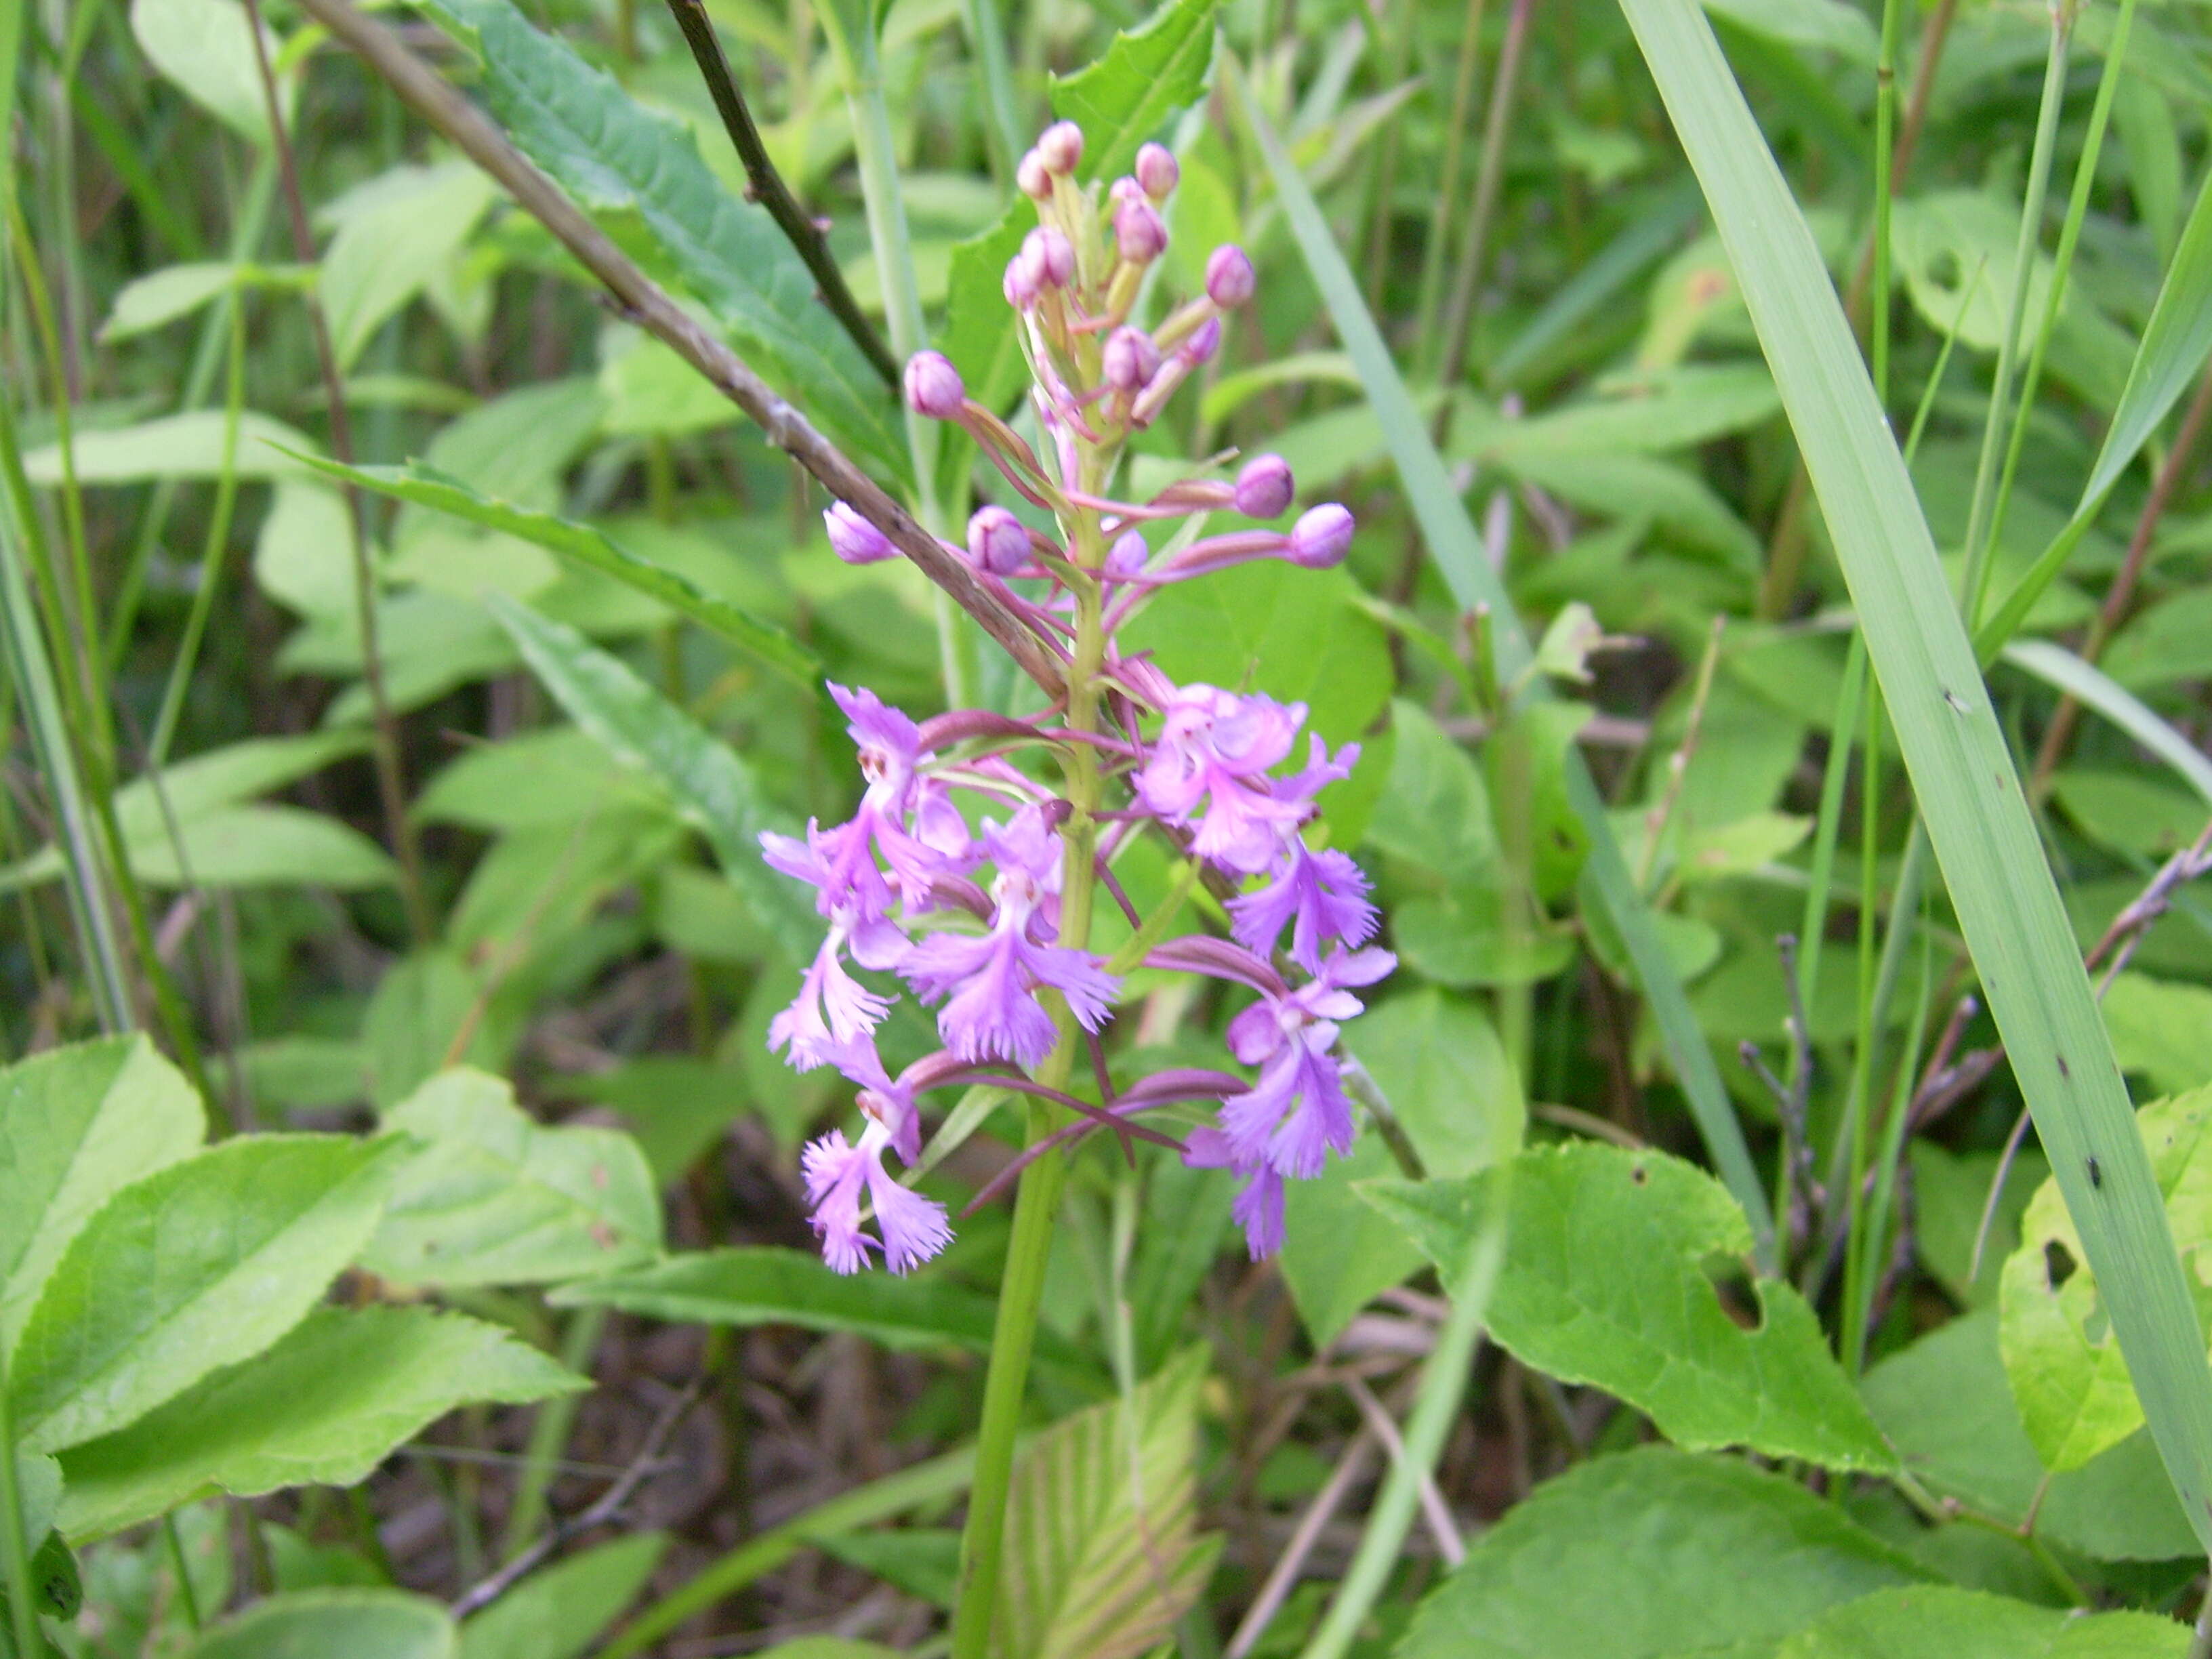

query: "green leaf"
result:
(122, 805), (400, 892)
(1277, 1137), (1425, 1349)
(1910, 1140), (2045, 1310)
(298, 455), (817, 685)
(2000, 1084), (2212, 1471)
(2102, 975), (2212, 1098)
(814, 1530), (959, 1609)
(1862, 1308), (2195, 1562)
(415, 728), (674, 833)
(458, 1534), (665, 1659)
(1363, 701), (1498, 888)
(2001, 640), (2212, 806)
(55, 1306), (585, 1542)
(1347, 987), (1523, 1179)
(22, 411), (319, 483)
(990, 1349), (1220, 1659)
(1613, 0), (2212, 1551)
(1366, 1143), (1897, 1473)
(361, 949), (514, 1111)
(415, 0), (906, 481)
(1397, 1446), (1931, 1659)
(0, 1036), (203, 1353)
(8, 1134), (407, 1453)
(1776, 1585), (2188, 1658)
(100, 262), (250, 342)
(128, 0), (287, 144)
(1238, 70), (1776, 1268)
(189, 1589), (457, 1659)
(361, 1069), (661, 1288)
(1702, 0), (1876, 64)
(321, 163), (499, 370)
(487, 595), (819, 964)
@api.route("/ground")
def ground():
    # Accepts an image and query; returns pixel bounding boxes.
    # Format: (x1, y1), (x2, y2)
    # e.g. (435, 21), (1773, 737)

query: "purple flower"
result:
(1103, 327), (1161, 392)
(1038, 120), (1084, 176)
(1289, 504), (1354, 568)
(905, 351), (966, 419)
(1233, 454), (1294, 520)
(1115, 200), (1167, 264)
(1229, 842), (1378, 974)
(825, 501), (896, 565)
(1206, 245), (1255, 308)
(1216, 946), (1394, 1179)
(1105, 529), (1149, 580)
(769, 926), (895, 1071)
(1133, 685), (1310, 875)
(1136, 142), (1179, 201)
(1022, 226), (1074, 288)
(1017, 149), (1053, 199)
(900, 806), (1120, 1069)
(968, 506), (1030, 575)
(1185, 1125), (1286, 1258)
(802, 1118), (952, 1275)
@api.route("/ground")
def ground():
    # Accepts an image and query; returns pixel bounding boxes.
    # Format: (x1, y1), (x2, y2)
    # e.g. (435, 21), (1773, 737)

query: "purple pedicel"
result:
(770, 124), (1393, 1271)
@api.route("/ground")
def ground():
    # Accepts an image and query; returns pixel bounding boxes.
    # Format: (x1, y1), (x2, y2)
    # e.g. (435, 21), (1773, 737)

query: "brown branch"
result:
(661, 0), (900, 386)
(294, 0), (1067, 698)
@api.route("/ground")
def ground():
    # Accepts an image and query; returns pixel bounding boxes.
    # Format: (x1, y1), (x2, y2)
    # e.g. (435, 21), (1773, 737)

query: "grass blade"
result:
(1618, 0), (2212, 1553)
(2001, 638), (2212, 806)
(1231, 61), (1778, 1271)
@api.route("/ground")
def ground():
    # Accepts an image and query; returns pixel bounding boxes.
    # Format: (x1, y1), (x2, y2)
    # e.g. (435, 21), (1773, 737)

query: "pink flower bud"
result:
(825, 501), (896, 565)
(966, 505), (1029, 575)
(1106, 529), (1149, 579)
(1115, 199), (1168, 264)
(1205, 244), (1255, 308)
(1233, 453), (1294, 519)
(1135, 142), (1179, 201)
(1022, 226), (1074, 287)
(1003, 253), (1040, 310)
(904, 350), (966, 419)
(1038, 121), (1084, 176)
(1103, 325), (1161, 392)
(1017, 149), (1054, 200)
(1288, 503), (1353, 568)
(1179, 315), (1222, 366)
(1109, 176), (1147, 211)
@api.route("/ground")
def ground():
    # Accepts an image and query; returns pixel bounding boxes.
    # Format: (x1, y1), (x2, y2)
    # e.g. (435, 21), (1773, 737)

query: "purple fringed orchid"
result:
(762, 119), (1395, 1271)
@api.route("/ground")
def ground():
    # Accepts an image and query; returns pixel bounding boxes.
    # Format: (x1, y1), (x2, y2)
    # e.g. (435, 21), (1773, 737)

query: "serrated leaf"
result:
(458, 1534), (665, 1659)
(1776, 1585), (2188, 1658)
(0, 1037), (204, 1355)
(2001, 1084), (2212, 1471)
(1366, 1143), (1897, 1473)
(8, 1134), (408, 1454)
(1399, 1447), (1930, 1659)
(298, 455), (817, 684)
(415, 0), (906, 481)
(991, 1349), (1219, 1659)
(487, 595), (819, 964)
(188, 1589), (457, 1659)
(361, 1069), (661, 1288)
(56, 1306), (581, 1541)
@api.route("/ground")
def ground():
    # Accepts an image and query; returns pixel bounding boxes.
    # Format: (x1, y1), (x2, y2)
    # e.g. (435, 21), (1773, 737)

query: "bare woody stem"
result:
(660, 0), (901, 386)
(243, 0), (434, 943)
(295, 0), (1067, 700)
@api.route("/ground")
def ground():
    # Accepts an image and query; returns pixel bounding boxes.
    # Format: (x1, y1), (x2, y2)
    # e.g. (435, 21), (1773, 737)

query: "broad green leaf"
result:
(814, 1530), (959, 1608)
(1776, 1585), (2188, 1658)
(0, 1037), (203, 1355)
(361, 1069), (661, 1288)
(255, 483), (363, 621)
(189, 1589), (457, 1659)
(362, 949), (513, 1111)
(1397, 1446), (1931, 1659)
(1367, 1143), (1897, 1472)
(1347, 987), (1523, 1179)
(100, 263), (247, 342)
(1614, 0), (2212, 1549)
(2001, 1084), (2212, 1471)
(120, 805), (398, 891)
(8, 1134), (407, 1453)
(1862, 1309), (2195, 1562)
(1121, 560), (1391, 750)
(459, 1534), (665, 1659)
(1703, 0), (1876, 63)
(2100, 588), (2212, 692)
(55, 1306), (585, 1542)
(9, 1456), (60, 1554)
(937, 0), (1218, 407)
(447, 804), (682, 958)
(2052, 770), (2210, 859)
(22, 411), (319, 483)
(1278, 1138), (1426, 1349)
(2102, 975), (2212, 1098)
(556, 1057), (752, 1185)
(1466, 362), (1782, 462)
(1362, 701), (1498, 888)
(415, 0), (906, 481)
(321, 163), (498, 370)
(487, 595), (818, 964)
(1240, 75), (1776, 1267)
(991, 1349), (1219, 1659)
(415, 727), (674, 833)
(129, 0), (287, 144)
(299, 455), (817, 685)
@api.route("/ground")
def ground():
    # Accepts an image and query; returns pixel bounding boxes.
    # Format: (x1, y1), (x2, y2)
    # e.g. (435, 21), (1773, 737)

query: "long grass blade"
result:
(2002, 638), (2212, 806)
(1231, 59), (1778, 1271)
(1618, 0), (2212, 1553)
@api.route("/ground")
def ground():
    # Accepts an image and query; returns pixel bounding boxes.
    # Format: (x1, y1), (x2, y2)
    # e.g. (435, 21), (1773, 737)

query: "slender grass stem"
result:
(1412, 0), (1489, 358)
(1870, 0), (1904, 402)
(1435, 0), (1530, 392)
(958, 0), (1023, 184)
(1357, 0), (1417, 310)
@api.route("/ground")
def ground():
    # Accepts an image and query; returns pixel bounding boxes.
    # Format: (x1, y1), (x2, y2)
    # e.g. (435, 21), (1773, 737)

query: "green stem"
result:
(0, 1340), (41, 1659)
(164, 1515), (203, 1631)
(499, 1307), (607, 1559)
(1412, 0), (1489, 354)
(958, 0), (1023, 184)
(1870, 0), (1903, 401)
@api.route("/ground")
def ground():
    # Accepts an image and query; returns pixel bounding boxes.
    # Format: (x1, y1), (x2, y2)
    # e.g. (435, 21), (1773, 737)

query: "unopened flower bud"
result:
(1017, 149), (1054, 200)
(1206, 244), (1256, 308)
(1109, 176), (1147, 211)
(1023, 226), (1075, 288)
(1135, 142), (1179, 201)
(1234, 453), (1294, 519)
(1106, 529), (1149, 579)
(1103, 325), (1161, 392)
(966, 505), (1029, 575)
(825, 501), (896, 565)
(904, 351), (966, 419)
(1179, 315), (1222, 365)
(1115, 199), (1168, 264)
(1289, 503), (1354, 568)
(1038, 121), (1084, 176)
(1003, 253), (1040, 310)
